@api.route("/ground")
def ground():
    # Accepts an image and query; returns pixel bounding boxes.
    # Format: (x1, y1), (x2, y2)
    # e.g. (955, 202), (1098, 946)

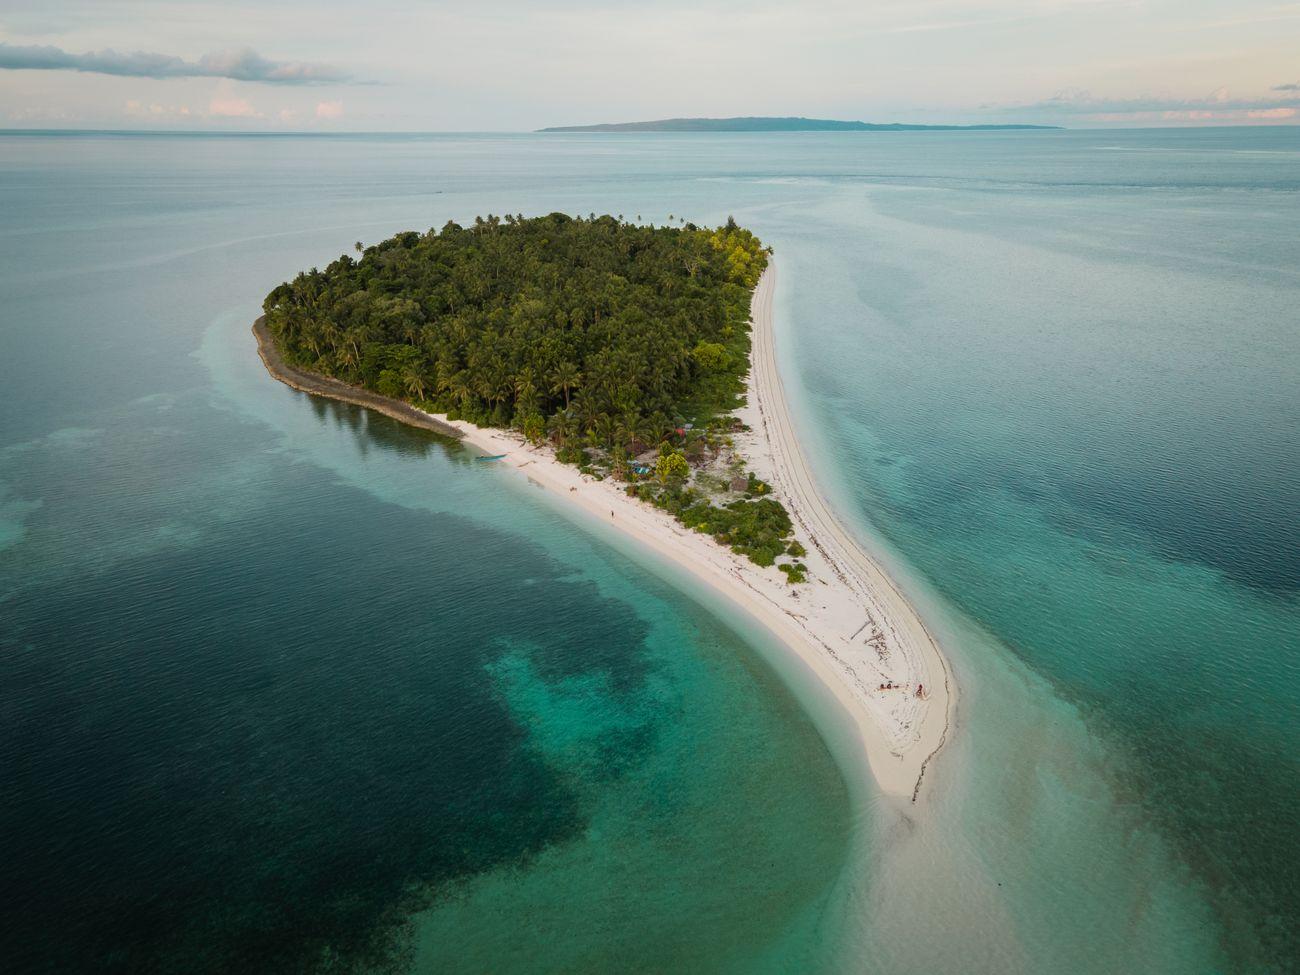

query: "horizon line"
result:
(2, 122), (1298, 136)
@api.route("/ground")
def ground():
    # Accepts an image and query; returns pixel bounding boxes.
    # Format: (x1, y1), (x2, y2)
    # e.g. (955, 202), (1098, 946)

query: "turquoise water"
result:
(1, 128), (1296, 972)
(759, 134), (1300, 969)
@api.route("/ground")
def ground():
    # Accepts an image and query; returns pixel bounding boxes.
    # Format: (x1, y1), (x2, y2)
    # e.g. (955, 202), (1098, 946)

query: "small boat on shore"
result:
(477, 453), (508, 461)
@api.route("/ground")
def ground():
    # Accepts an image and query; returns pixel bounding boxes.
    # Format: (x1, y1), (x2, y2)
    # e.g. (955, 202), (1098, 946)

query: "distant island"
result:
(538, 116), (1059, 133)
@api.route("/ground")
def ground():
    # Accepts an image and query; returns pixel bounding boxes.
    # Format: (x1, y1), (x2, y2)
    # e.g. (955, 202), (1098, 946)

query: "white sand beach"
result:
(405, 267), (954, 799)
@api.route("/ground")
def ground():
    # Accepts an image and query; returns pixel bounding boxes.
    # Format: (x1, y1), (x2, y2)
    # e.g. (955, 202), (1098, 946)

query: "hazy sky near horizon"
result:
(2, 0), (1298, 129)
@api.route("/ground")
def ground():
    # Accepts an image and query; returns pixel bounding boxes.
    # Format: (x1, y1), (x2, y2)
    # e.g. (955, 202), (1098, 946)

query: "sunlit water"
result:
(1, 128), (1295, 973)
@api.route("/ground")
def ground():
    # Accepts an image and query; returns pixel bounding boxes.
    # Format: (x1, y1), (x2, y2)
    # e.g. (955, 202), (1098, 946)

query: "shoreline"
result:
(741, 268), (954, 799)
(252, 268), (954, 799)
(252, 316), (464, 439)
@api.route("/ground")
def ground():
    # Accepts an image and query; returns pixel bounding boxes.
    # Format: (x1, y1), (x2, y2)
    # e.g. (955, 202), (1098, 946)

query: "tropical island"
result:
(255, 213), (952, 798)
(262, 213), (804, 574)
(538, 115), (1060, 132)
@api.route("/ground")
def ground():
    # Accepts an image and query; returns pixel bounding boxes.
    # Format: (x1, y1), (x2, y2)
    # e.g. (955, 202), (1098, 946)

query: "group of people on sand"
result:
(878, 681), (926, 699)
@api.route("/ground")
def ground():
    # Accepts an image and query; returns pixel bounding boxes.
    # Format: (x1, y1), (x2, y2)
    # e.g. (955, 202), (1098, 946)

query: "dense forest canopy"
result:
(263, 212), (769, 447)
(263, 213), (807, 575)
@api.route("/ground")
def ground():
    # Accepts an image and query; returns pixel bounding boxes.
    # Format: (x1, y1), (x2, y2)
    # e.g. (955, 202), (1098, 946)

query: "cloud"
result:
(1001, 86), (1300, 116)
(121, 100), (196, 120)
(1153, 106), (1297, 122)
(315, 100), (344, 119)
(197, 50), (349, 84)
(209, 94), (262, 118)
(1273, 82), (1300, 92)
(0, 42), (350, 84)
(6, 106), (74, 123)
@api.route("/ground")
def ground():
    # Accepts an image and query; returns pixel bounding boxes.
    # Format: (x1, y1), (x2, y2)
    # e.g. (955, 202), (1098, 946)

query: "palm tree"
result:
(400, 318), (422, 346)
(590, 414), (616, 450)
(645, 412), (674, 448)
(343, 325), (369, 368)
(513, 369), (538, 414)
(615, 411), (641, 454)
(492, 375), (514, 414)
(435, 360), (458, 397)
(320, 321), (342, 355)
(549, 361), (582, 409)
(447, 370), (475, 412)
(548, 411), (578, 446)
(574, 399), (602, 442)
(402, 363), (427, 400)
(335, 342), (360, 376)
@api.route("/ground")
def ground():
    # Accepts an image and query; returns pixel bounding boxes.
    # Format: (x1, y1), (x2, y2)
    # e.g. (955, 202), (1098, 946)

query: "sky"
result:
(1, 0), (1298, 130)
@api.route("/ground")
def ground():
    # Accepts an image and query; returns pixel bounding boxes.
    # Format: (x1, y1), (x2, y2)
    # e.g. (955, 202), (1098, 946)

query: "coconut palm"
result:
(549, 361), (582, 409)
(446, 370), (475, 412)
(614, 411), (642, 454)
(402, 363), (428, 400)
(513, 368), (539, 411)
(335, 346), (359, 375)
(645, 412), (674, 447)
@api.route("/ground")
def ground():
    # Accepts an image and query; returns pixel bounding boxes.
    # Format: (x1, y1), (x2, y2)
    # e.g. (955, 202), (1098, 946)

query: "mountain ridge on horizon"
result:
(538, 115), (1060, 133)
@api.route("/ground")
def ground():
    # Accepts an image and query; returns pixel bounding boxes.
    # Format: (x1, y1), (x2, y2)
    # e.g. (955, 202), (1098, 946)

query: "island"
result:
(538, 115), (1059, 132)
(255, 213), (952, 799)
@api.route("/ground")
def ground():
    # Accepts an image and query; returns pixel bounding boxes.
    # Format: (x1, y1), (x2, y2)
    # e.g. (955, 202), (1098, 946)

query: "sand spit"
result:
(253, 267), (953, 798)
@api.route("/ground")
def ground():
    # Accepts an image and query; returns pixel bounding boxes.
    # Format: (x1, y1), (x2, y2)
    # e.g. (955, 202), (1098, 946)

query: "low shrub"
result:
(556, 444), (589, 466)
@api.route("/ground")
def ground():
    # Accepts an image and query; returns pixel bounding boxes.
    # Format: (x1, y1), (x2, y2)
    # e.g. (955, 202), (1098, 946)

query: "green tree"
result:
(550, 361), (582, 410)
(402, 363), (428, 400)
(656, 451), (689, 485)
(446, 370), (476, 412)
(691, 341), (730, 371)
(644, 413), (674, 448)
(614, 411), (641, 454)
(521, 413), (545, 444)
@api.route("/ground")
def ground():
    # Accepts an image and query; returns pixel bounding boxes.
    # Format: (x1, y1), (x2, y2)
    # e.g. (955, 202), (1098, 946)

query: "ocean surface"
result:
(1, 127), (1296, 973)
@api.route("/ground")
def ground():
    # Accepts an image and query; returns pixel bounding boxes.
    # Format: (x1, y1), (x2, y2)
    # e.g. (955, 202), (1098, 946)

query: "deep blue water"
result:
(1, 127), (1297, 972)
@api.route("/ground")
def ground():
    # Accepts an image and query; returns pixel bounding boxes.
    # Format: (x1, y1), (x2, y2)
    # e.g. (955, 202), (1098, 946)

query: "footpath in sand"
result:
(255, 266), (953, 799)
